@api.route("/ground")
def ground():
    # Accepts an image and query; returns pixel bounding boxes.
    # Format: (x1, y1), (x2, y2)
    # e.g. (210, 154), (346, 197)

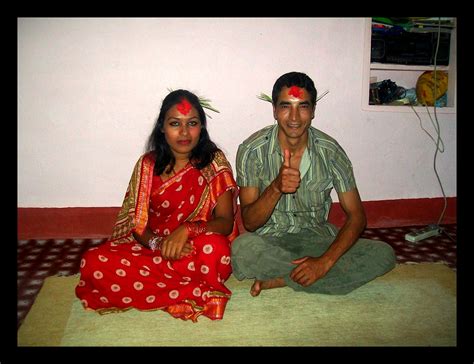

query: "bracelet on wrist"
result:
(148, 235), (163, 251)
(184, 221), (208, 238)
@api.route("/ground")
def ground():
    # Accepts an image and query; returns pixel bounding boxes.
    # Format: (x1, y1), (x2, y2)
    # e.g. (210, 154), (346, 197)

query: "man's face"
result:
(273, 86), (315, 140)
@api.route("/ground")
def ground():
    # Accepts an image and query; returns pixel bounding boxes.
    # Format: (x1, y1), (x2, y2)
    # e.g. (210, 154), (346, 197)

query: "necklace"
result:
(165, 166), (178, 176)
(168, 160), (189, 176)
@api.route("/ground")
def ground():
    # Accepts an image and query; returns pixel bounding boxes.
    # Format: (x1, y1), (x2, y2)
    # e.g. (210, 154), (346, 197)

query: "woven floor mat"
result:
(17, 224), (456, 329)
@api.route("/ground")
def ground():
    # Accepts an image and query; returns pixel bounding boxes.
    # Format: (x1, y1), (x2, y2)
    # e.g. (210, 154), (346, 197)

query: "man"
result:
(232, 71), (396, 296)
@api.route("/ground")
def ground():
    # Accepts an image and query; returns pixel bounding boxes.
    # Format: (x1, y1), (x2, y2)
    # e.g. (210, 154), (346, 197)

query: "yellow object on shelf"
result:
(416, 70), (448, 106)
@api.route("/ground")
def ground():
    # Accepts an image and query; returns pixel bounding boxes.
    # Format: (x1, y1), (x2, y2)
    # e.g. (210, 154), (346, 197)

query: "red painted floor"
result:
(17, 224), (456, 330)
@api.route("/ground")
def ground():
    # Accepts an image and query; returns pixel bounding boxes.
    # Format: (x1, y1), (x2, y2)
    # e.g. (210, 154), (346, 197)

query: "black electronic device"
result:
(371, 30), (451, 66)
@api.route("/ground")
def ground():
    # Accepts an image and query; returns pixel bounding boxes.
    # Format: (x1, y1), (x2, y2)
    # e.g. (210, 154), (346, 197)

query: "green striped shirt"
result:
(236, 124), (357, 237)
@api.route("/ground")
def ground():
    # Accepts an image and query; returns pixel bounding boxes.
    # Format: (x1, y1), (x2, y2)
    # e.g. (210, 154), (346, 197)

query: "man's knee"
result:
(230, 233), (270, 279)
(370, 240), (397, 272)
(231, 232), (262, 256)
(375, 239), (396, 258)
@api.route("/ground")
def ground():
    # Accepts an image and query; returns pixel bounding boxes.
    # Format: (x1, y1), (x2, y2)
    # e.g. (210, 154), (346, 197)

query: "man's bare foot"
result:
(250, 280), (263, 296)
(250, 277), (286, 297)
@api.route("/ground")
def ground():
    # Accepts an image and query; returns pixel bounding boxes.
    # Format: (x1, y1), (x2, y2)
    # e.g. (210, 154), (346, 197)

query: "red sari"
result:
(76, 150), (239, 322)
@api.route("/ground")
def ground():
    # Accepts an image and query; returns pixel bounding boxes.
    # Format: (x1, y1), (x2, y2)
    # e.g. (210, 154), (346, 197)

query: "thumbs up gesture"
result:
(274, 149), (301, 194)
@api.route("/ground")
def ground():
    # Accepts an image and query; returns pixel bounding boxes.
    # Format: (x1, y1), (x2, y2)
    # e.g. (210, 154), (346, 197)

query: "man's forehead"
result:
(278, 86), (310, 102)
(288, 86), (303, 98)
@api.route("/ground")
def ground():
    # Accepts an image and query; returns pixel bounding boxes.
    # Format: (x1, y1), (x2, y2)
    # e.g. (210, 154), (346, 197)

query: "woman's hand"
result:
(160, 225), (193, 260)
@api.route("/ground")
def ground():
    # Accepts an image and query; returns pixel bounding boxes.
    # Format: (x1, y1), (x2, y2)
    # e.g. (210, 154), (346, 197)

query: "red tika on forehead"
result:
(288, 86), (303, 98)
(176, 98), (192, 115)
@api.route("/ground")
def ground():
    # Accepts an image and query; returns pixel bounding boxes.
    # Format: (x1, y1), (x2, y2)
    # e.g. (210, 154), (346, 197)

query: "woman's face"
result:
(162, 99), (202, 159)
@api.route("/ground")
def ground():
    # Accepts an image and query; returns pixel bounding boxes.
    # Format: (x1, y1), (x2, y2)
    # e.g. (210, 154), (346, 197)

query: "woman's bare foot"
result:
(250, 277), (286, 297)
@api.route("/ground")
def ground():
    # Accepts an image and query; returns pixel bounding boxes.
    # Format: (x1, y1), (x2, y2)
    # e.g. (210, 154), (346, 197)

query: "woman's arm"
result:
(132, 227), (156, 248)
(137, 190), (235, 260)
(205, 190), (234, 236)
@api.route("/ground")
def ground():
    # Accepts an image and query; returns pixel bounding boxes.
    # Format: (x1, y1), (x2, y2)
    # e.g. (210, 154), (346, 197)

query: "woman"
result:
(76, 89), (239, 322)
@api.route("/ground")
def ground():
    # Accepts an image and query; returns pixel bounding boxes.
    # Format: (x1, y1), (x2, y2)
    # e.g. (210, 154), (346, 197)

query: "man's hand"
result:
(273, 149), (301, 194)
(290, 256), (332, 287)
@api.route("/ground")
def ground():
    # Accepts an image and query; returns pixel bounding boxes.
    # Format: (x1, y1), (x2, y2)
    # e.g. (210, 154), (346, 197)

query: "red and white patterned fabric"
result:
(75, 151), (238, 321)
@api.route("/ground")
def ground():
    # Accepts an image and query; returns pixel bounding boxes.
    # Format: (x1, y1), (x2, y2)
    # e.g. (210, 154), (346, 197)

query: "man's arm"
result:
(290, 187), (367, 286)
(239, 185), (282, 232)
(240, 149), (300, 232)
(320, 187), (367, 265)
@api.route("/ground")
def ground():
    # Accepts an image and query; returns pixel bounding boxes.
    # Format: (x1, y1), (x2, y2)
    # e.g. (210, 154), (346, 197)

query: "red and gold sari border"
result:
(109, 150), (239, 244)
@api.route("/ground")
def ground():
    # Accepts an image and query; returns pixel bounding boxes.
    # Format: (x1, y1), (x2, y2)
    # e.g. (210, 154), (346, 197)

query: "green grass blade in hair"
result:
(257, 90), (329, 104)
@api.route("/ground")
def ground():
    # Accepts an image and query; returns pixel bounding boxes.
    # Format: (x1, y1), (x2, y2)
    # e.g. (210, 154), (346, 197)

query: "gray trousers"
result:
(231, 230), (396, 295)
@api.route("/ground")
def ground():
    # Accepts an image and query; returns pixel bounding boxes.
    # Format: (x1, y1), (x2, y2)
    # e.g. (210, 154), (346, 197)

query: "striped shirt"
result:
(236, 124), (357, 237)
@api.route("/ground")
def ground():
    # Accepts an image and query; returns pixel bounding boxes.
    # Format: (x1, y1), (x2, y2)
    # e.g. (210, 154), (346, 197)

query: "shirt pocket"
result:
(305, 178), (333, 209)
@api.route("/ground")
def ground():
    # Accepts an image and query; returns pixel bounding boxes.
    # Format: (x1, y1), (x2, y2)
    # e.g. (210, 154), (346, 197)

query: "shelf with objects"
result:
(361, 17), (456, 113)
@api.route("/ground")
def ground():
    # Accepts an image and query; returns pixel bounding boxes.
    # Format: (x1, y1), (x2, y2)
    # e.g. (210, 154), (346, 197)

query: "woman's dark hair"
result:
(146, 89), (219, 175)
(271, 71), (318, 106)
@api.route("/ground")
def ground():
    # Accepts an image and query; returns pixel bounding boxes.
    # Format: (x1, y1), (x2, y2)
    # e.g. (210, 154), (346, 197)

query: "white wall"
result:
(18, 17), (456, 207)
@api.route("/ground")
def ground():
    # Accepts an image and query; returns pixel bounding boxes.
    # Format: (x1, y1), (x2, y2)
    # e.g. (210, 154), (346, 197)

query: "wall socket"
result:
(405, 224), (441, 243)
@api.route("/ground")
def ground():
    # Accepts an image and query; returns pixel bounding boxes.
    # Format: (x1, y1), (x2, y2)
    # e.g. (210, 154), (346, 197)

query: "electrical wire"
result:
(410, 105), (445, 152)
(431, 17), (449, 226)
(441, 228), (456, 243)
(410, 17), (449, 227)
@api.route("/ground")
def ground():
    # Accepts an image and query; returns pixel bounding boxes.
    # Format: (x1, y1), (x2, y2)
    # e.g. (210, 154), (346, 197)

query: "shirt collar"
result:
(269, 124), (281, 155)
(269, 124), (316, 159)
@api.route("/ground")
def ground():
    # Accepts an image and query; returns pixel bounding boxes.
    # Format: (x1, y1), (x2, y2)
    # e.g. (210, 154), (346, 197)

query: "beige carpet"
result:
(18, 263), (456, 346)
